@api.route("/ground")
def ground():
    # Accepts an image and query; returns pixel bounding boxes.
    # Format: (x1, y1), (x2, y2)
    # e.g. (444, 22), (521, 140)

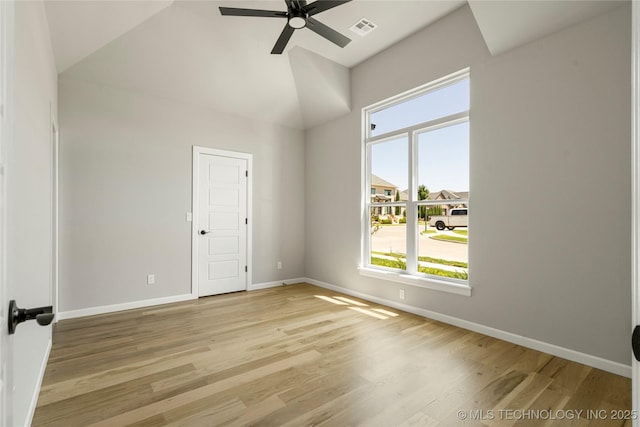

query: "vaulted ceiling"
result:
(44, 0), (626, 130)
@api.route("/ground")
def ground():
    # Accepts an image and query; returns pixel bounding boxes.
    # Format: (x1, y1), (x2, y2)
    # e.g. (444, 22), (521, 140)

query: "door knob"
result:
(633, 325), (640, 361)
(200, 230), (211, 235)
(8, 300), (54, 335)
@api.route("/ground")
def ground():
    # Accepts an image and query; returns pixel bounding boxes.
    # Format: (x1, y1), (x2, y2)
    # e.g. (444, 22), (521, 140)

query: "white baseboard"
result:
(56, 293), (196, 320)
(26, 338), (51, 427)
(248, 277), (307, 291)
(303, 277), (632, 378)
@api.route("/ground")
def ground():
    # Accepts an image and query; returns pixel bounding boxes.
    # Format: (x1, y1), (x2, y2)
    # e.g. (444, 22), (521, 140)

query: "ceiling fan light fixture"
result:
(288, 11), (307, 29)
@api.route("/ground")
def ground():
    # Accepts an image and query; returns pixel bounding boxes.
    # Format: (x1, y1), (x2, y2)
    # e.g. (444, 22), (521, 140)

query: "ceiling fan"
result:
(219, 1), (353, 54)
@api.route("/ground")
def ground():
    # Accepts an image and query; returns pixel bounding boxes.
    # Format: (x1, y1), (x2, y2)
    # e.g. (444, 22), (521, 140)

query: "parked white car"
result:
(429, 208), (468, 230)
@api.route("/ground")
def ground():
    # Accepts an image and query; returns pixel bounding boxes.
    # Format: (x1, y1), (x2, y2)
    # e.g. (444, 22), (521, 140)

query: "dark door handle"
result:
(200, 230), (211, 235)
(8, 300), (54, 335)
(633, 325), (640, 361)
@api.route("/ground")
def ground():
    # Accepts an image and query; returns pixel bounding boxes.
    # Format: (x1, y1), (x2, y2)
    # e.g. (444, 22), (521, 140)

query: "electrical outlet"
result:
(399, 289), (405, 300)
(277, 261), (282, 269)
(147, 274), (155, 285)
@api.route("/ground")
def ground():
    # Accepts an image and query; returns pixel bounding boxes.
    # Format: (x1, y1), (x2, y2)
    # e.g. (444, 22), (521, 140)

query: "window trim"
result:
(360, 68), (471, 297)
(357, 266), (471, 296)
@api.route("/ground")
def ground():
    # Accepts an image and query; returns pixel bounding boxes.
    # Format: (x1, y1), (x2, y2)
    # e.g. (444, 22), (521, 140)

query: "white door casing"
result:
(50, 112), (58, 321)
(193, 147), (251, 297)
(633, 1), (639, 424)
(0, 1), (13, 424)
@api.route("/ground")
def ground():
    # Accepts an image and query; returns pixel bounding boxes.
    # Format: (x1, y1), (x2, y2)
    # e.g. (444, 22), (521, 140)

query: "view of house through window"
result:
(364, 70), (469, 284)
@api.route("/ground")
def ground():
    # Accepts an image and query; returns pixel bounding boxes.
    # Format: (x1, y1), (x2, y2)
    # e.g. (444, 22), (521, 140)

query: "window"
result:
(361, 69), (470, 296)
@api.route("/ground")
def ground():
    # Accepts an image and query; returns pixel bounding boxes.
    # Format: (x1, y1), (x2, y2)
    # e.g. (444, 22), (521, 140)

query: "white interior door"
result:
(0, 105), (7, 427)
(196, 150), (249, 297)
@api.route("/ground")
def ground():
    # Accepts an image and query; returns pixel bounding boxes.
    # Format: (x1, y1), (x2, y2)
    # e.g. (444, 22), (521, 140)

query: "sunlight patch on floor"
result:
(372, 308), (399, 317)
(348, 306), (389, 320)
(314, 295), (349, 305)
(333, 296), (369, 306)
(314, 294), (395, 320)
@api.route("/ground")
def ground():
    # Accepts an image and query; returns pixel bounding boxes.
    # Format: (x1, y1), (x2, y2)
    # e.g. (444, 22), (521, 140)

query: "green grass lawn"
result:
(419, 255), (467, 268)
(420, 230), (437, 235)
(429, 234), (468, 244)
(370, 256), (405, 270)
(370, 256), (468, 280)
(371, 251), (467, 268)
(453, 230), (468, 236)
(418, 265), (467, 280)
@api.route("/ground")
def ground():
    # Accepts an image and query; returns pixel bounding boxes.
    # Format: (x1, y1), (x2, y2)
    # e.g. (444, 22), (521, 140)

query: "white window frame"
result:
(359, 68), (471, 297)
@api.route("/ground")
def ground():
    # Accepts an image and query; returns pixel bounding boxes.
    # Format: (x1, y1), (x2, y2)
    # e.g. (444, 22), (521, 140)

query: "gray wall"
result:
(9, 1), (58, 424)
(305, 4), (632, 365)
(58, 77), (305, 311)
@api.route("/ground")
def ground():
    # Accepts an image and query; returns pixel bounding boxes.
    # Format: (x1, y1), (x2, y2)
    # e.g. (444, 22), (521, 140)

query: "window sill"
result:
(357, 266), (472, 297)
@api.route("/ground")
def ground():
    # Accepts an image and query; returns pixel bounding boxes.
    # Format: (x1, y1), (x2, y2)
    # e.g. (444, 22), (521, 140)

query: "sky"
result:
(370, 78), (469, 194)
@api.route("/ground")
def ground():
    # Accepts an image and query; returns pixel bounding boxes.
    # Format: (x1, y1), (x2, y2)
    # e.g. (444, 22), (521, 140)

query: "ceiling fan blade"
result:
(304, 0), (352, 17)
(271, 25), (295, 54)
(306, 17), (351, 48)
(285, 0), (305, 11)
(219, 7), (287, 18)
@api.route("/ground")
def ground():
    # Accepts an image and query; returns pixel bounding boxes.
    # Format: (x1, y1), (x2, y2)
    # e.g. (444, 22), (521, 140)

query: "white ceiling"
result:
(468, 0), (625, 56)
(44, 0), (627, 130)
(45, 0), (174, 73)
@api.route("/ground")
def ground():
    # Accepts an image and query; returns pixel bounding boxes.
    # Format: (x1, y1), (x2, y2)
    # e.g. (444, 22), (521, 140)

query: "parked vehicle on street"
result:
(429, 208), (468, 230)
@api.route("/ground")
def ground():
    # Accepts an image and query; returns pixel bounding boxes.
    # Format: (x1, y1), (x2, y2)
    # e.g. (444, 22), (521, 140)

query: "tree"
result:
(427, 205), (443, 218)
(394, 191), (401, 215)
(417, 185), (429, 220)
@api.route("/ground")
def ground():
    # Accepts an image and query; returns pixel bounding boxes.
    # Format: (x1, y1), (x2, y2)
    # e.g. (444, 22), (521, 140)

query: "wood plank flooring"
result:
(33, 283), (631, 426)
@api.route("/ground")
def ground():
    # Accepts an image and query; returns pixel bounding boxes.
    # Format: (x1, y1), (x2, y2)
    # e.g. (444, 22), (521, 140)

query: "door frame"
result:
(0, 0), (14, 424)
(50, 106), (59, 320)
(633, 0), (639, 422)
(191, 146), (252, 297)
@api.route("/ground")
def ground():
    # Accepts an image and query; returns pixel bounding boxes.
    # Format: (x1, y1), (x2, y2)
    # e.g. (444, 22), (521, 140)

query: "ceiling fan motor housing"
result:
(288, 10), (307, 29)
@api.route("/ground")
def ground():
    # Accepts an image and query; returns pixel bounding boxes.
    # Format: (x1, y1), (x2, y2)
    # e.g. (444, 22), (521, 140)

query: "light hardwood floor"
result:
(33, 283), (631, 426)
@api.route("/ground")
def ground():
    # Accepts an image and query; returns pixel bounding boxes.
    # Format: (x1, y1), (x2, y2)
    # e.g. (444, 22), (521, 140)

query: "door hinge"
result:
(245, 266), (248, 273)
(245, 170), (248, 178)
(245, 218), (248, 225)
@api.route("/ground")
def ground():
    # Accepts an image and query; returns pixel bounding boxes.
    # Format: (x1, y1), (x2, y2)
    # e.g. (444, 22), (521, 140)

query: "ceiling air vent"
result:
(350, 18), (377, 37)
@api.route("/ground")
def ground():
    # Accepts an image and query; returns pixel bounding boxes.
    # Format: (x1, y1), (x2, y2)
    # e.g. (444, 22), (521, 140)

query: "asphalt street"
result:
(371, 225), (468, 263)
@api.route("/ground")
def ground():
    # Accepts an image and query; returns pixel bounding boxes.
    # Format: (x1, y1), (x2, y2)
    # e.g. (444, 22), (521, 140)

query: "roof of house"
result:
(371, 184), (469, 200)
(371, 175), (398, 189)
(430, 190), (469, 200)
